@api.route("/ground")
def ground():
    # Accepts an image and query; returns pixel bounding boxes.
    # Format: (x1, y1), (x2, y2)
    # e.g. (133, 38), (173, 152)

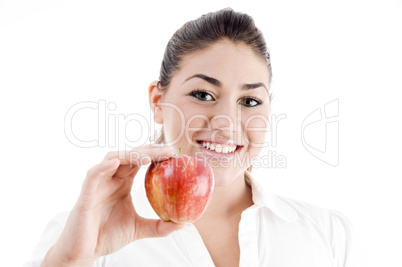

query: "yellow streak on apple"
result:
(151, 162), (170, 221)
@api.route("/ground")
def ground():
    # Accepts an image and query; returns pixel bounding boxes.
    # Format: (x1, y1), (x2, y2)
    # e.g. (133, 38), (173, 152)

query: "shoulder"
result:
(269, 194), (364, 266)
(247, 171), (354, 233)
(277, 194), (356, 240)
(277, 194), (352, 230)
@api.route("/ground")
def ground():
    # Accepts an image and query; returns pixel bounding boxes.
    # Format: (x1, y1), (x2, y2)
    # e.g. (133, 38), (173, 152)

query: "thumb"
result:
(135, 218), (185, 240)
(156, 220), (186, 236)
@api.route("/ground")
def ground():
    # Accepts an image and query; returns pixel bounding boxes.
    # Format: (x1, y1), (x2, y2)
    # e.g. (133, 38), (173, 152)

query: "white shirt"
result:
(24, 170), (363, 267)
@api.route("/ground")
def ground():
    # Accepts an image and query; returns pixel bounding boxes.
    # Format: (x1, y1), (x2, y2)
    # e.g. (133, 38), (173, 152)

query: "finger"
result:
(101, 158), (138, 181)
(112, 163), (137, 179)
(85, 159), (118, 180)
(134, 218), (185, 240)
(104, 144), (174, 166)
(83, 159), (120, 192)
(102, 158), (121, 177)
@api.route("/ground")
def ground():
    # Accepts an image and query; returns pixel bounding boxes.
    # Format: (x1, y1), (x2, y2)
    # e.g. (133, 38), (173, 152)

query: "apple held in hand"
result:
(145, 153), (214, 224)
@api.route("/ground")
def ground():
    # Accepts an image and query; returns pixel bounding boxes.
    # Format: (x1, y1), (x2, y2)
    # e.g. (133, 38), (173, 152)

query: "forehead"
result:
(173, 40), (270, 86)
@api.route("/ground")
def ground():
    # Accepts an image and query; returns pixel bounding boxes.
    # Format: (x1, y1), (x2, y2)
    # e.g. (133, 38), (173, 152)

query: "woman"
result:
(28, 8), (361, 267)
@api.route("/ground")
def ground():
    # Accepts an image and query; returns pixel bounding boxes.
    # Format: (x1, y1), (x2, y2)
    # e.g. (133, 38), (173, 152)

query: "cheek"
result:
(162, 104), (207, 144)
(243, 113), (270, 147)
(186, 114), (211, 130)
(161, 105), (185, 143)
(183, 110), (212, 146)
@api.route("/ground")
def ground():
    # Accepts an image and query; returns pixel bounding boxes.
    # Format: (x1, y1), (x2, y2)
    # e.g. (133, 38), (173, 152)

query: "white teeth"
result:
(201, 141), (237, 154)
(202, 142), (211, 149)
(215, 144), (222, 153)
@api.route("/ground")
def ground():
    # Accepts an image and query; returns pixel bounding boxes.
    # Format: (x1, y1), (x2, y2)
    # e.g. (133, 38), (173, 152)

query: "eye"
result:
(239, 97), (262, 108)
(189, 89), (215, 101)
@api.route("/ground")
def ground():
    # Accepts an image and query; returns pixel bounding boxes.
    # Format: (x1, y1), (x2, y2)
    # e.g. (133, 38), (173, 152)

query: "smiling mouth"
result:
(196, 140), (241, 154)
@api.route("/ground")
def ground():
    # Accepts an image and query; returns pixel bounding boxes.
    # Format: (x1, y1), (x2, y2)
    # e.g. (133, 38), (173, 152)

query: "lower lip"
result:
(196, 142), (242, 160)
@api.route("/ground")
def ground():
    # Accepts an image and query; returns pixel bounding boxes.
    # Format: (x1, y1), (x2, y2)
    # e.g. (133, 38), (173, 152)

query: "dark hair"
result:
(158, 8), (272, 89)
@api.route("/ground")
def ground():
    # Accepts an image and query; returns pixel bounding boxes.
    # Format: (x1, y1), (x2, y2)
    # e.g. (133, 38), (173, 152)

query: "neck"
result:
(194, 172), (253, 225)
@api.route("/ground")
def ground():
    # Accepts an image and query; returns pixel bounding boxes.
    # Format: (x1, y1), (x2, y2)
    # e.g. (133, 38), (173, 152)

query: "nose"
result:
(210, 102), (241, 138)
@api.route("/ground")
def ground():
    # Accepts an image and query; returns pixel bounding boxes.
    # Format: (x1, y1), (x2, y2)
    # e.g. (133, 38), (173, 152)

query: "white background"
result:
(1, 0), (401, 266)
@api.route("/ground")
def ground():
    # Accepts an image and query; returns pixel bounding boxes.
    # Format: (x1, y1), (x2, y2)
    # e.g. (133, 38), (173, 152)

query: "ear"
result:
(148, 80), (164, 124)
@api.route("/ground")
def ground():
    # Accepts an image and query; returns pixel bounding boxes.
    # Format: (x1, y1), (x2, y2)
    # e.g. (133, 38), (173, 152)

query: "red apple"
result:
(145, 154), (214, 224)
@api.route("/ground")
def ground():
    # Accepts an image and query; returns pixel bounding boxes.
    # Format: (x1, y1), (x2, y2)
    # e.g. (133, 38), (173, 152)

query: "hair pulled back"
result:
(158, 8), (272, 89)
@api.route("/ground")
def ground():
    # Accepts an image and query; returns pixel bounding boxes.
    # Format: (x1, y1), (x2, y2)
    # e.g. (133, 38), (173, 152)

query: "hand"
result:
(42, 144), (184, 267)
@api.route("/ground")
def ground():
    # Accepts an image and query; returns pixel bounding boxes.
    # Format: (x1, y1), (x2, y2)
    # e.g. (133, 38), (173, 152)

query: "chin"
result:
(210, 167), (245, 187)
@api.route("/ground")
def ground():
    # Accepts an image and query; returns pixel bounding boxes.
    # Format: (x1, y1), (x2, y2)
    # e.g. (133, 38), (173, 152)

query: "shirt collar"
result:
(244, 170), (298, 223)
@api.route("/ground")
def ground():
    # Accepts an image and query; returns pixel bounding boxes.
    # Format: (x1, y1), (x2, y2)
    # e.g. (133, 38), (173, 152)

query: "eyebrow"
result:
(184, 74), (221, 87)
(183, 73), (268, 92)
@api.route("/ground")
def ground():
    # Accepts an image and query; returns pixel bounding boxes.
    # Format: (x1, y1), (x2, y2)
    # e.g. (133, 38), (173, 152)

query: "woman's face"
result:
(152, 39), (271, 186)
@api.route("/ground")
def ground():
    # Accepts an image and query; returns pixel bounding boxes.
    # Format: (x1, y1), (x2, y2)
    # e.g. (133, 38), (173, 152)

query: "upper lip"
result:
(196, 138), (241, 147)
